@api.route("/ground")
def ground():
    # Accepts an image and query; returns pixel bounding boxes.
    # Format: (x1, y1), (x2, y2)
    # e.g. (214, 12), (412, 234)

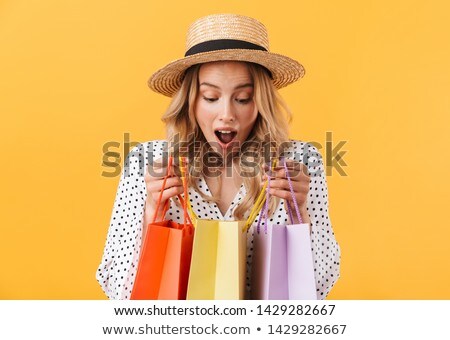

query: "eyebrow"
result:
(199, 82), (254, 90)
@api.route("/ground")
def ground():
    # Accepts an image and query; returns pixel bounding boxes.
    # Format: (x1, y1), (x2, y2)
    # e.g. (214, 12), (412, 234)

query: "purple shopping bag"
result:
(251, 161), (317, 300)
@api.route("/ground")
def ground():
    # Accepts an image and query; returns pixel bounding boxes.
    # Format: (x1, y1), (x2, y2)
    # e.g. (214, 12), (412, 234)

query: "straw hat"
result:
(148, 13), (305, 97)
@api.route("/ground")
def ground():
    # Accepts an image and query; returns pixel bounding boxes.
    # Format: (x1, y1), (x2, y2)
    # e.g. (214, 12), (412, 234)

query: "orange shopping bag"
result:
(131, 157), (194, 300)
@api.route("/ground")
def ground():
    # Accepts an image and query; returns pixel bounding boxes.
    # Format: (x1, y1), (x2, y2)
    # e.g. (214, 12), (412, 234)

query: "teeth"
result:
(218, 130), (233, 134)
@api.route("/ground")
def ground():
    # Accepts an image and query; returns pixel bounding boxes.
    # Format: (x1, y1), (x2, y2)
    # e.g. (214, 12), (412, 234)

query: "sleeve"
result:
(95, 142), (148, 299)
(292, 141), (341, 299)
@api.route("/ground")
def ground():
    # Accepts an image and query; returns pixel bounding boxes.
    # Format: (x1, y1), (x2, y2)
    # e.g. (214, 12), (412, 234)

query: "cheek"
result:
(240, 106), (259, 130)
(194, 101), (205, 125)
(194, 103), (213, 131)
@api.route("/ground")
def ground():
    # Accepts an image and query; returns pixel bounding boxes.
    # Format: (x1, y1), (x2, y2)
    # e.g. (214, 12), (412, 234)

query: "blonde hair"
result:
(161, 61), (292, 220)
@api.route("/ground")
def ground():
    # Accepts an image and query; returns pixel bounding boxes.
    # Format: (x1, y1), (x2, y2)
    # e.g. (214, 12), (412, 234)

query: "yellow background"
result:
(1, 0), (449, 299)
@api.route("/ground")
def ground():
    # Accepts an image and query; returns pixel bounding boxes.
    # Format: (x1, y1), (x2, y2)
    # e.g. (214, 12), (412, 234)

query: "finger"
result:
(145, 166), (168, 180)
(145, 170), (168, 185)
(268, 188), (308, 206)
(268, 188), (292, 200)
(144, 168), (167, 183)
(145, 160), (186, 182)
(273, 160), (308, 174)
(263, 159), (309, 178)
(270, 177), (309, 192)
(153, 186), (183, 206)
(151, 157), (170, 169)
(270, 178), (309, 195)
(263, 168), (295, 181)
(268, 178), (291, 191)
(160, 176), (183, 189)
(146, 176), (183, 193)
(146, 157), (174, 178)
(269, 168), (309, 182)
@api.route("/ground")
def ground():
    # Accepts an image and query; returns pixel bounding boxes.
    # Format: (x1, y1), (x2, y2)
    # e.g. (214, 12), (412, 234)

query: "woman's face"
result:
(194, 61), (258, 153)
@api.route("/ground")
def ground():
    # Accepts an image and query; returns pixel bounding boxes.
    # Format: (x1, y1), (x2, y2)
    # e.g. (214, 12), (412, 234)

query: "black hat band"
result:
(185, 39), (267, 57)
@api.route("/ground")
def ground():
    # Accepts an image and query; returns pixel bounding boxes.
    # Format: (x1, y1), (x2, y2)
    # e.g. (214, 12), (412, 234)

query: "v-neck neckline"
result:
(197, 176), (245, 220)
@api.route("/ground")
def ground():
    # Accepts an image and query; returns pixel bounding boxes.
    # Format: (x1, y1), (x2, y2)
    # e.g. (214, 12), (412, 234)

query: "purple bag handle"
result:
(284, 160), (303, 224)
(256, 173), (271, 234)
(256, 159), (304, 233)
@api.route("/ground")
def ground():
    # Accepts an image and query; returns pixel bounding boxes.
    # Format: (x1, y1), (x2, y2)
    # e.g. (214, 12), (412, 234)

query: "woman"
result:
(96, 13), (340, 299)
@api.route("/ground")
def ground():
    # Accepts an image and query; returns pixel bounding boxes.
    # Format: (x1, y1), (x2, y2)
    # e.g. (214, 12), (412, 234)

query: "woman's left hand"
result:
(264, 159), (311, 224)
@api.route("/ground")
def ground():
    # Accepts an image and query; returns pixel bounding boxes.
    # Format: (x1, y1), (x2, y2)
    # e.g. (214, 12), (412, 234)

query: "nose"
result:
(218, 100), (235, 122)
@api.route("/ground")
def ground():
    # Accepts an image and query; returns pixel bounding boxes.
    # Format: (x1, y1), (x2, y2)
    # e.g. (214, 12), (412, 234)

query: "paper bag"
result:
(251, 160), (317, 300)
(187, 220), (247, 300)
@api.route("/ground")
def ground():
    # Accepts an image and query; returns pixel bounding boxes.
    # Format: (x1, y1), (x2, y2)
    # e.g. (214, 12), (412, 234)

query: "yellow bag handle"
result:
(242, 159), (278, 232)
(179, 156), (198, 223)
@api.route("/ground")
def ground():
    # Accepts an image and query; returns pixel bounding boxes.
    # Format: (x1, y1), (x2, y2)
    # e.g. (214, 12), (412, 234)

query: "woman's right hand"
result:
(143, 158), (184, 225)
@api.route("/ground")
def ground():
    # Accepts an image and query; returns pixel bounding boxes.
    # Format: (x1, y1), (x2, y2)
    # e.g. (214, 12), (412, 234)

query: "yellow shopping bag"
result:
(186, 219), (247, 300)
(179, 157), (266, 300)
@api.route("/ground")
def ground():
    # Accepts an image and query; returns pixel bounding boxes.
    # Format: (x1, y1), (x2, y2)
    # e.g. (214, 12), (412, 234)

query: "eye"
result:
(236, 98), (251, 104)
(203, 96), (217, 103)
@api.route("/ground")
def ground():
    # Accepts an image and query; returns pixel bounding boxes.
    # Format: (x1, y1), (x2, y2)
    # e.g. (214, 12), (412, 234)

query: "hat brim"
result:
(148, 49), (305, 97)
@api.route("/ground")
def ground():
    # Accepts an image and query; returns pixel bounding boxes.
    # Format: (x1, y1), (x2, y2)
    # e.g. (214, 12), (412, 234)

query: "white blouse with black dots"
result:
(96, 140), (341, 299)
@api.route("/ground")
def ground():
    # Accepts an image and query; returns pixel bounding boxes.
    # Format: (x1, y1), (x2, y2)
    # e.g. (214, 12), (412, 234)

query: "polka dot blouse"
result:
(96, 140), (341, 299)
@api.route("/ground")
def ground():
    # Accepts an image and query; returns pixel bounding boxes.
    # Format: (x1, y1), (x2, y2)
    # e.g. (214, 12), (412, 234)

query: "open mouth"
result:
(214, 129), (237, 146)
